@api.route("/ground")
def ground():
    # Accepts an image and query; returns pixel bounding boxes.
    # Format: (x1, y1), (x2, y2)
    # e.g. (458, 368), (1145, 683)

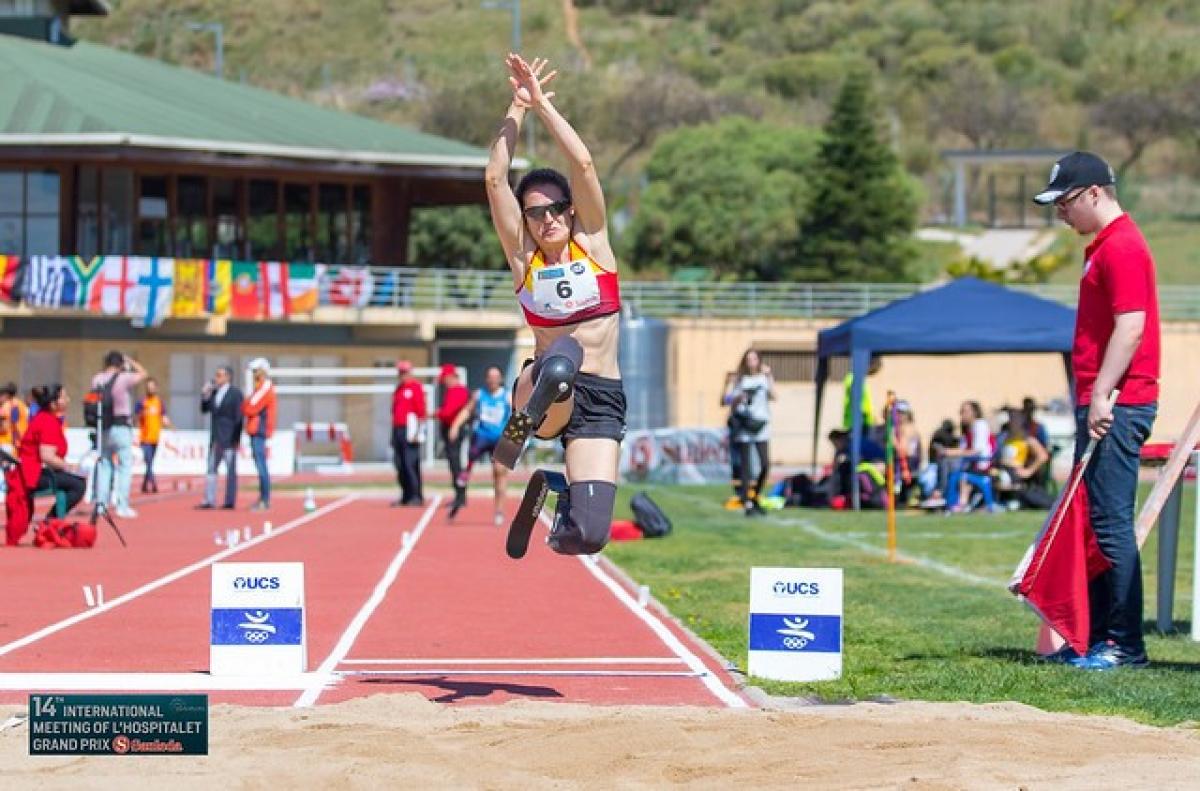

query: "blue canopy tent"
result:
(813, 277), (1077, 508)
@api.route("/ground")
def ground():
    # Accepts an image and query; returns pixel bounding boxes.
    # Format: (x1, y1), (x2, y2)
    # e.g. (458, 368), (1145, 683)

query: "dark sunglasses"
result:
(522, 200), (571, 222)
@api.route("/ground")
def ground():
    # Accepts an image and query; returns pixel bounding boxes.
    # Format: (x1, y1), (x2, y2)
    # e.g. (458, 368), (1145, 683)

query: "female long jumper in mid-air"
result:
(484, 54), (627, 559)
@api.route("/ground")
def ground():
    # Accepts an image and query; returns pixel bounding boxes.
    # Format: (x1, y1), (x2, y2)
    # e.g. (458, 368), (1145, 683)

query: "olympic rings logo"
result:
(782, 636), (810, 650)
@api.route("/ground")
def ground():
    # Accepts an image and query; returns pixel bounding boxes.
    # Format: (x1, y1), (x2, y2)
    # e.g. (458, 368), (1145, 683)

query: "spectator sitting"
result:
(994, 408), (1051, 506)
(18, 385), (86, 522)
(921, 400), (993, 509)
(1021, 396), (1050, 448)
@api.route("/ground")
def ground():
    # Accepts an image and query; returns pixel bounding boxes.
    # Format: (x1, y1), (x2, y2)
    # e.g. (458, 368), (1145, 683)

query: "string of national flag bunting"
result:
(0, 255), (377, 327)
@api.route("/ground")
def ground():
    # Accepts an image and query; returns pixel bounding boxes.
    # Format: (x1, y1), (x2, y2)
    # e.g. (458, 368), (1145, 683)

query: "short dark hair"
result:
(30, 383), (63, 410)
(0, 381), (15, 397)
(216, 365), (233, 378)
(515, 168), (572, 209)
(104, 350), (124, 368)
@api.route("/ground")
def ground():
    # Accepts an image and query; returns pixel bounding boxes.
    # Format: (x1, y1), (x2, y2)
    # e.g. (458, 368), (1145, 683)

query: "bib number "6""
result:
(556, 281), (573, 299)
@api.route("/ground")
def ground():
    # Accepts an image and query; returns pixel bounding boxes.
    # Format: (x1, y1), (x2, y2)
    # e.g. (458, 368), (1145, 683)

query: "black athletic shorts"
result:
(518, 359), (626, 445)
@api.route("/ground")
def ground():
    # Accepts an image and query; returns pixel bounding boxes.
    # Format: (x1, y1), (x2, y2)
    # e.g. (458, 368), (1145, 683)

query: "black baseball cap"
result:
(1033, 151), (1116, 205)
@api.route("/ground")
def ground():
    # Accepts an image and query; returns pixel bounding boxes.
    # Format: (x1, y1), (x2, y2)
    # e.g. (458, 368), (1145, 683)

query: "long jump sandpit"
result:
(4, 694), (1199, 788)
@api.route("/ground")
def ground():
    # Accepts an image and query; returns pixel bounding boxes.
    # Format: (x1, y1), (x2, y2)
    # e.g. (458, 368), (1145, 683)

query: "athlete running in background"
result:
(484, 53), (626, 558)
(449, 365), (513, 526)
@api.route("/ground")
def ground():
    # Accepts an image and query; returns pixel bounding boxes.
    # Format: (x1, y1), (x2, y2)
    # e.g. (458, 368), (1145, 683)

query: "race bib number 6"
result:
(534, 261), (600, 316)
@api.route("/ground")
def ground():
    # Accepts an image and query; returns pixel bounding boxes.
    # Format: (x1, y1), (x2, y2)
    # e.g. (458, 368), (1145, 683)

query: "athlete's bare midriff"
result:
(530, 312), (620, 378)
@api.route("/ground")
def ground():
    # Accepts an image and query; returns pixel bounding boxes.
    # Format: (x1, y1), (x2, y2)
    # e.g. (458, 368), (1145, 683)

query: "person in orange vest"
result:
(242, 358), (277, 511)
(134, 377), (172, 494)
(0, 381), (31, 454)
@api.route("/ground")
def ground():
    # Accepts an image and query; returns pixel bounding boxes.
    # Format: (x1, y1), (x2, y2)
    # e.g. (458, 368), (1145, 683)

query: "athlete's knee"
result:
(548, 480), (617, 556)
(532, 337), (583, 400)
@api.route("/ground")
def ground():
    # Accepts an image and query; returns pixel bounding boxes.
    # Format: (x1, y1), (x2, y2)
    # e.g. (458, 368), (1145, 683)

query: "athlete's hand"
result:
(507, 53), (557, 109)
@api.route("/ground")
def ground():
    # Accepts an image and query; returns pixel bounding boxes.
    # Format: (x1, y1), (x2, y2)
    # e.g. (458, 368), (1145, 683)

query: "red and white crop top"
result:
(517, 239), (621, 327)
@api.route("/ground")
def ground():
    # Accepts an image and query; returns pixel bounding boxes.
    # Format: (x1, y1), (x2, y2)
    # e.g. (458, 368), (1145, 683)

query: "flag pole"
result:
(885, 391), (897, 563)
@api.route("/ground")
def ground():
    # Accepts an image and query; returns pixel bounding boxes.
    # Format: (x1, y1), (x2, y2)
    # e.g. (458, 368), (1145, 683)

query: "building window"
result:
(175, 175), (209, 257)
(351, 184), (371, 264)
(317, 183), (348, 265)
(102, 168), (134, 254)
(212, 177), (243, 258)
(76, 166), (100, 259)
(247, 179), (279, 260)
(0, 168), (60, 256)
(284, 182), (314, 261)
(136, 174), (169, 255)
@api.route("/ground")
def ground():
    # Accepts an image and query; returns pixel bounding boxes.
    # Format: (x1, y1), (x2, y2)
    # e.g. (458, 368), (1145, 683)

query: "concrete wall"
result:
(665, 317), (1200, 466)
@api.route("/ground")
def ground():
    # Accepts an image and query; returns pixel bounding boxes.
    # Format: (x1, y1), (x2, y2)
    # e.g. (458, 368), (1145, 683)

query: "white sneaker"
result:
(115, 506), (138, 519)
(494, 512), (505, 527)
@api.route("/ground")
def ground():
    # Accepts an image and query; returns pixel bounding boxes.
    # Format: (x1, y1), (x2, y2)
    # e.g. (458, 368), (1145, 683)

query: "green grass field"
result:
(1047, 219), (1200, 286)
(606, 484), (1200, 726)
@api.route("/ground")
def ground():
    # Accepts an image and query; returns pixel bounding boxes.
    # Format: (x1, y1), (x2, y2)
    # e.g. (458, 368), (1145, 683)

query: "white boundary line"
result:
(0, 673), (323, 691)
(339, 669), (702, 678)
(339, 657), (686, 665)
(536, 514), (748, 709)
(0, 495), (359, 660)
(293, 496), (442, 708)
(775, 516), (1006, 588)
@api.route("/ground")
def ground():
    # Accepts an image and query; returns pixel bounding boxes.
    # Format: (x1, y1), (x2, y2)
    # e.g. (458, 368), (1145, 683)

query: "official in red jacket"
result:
(435, 363), (471, 518)
(391, 360), (426, 506)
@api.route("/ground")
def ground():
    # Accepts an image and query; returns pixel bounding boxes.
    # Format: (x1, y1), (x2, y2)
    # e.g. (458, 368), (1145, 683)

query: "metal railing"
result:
(340, 267), (1200, 321)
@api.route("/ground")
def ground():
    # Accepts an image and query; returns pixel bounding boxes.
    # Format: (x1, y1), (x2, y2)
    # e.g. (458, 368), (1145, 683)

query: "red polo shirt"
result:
(1073, 213), (1160, 406)
(391, 378), (427, 427)
(436, 384), (470, 428)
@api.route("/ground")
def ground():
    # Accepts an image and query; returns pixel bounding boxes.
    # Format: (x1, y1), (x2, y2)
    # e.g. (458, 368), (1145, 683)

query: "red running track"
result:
(0, 487), (749, 708)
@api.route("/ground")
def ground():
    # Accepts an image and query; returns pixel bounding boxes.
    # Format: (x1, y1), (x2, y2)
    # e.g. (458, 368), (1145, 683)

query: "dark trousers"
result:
(442, 425), (465, 504)
(392, 427), (423, 503)
(37, 468), (86, 517)
(735, 440), (770, 505)
(1074, 403), (1156, 651)
(250, 435), (270, 505)
(141, 443), (158, 492)
(205, 442), (238, 507)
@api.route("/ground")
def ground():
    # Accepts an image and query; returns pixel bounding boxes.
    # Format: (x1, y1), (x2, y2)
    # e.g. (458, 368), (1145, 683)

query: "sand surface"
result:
(3, 694), (1198, 789)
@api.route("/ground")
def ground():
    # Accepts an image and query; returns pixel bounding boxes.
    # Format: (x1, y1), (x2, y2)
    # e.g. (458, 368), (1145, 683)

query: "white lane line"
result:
(537, 514), (748, 709)
(0, 495), (359, 660)
(339, 657), (687, 665)
(775, 516), (1006, 588)
(0, 672), (323, 691)
(338, 669), (702, 678)
(293, 496), (442, 708)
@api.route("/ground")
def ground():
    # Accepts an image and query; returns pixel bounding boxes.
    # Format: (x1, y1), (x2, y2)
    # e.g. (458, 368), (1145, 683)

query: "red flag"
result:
(230, 261), (261, 319)
(1011, 450), (1112, 656)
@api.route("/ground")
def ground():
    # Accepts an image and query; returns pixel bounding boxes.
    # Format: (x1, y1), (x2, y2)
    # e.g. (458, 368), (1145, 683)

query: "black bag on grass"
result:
(630, 492), (672, 538)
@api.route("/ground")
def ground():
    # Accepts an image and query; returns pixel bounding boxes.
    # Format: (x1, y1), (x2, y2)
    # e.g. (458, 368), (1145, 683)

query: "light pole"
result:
(185, 21), (224, 79)
(481, 0), (534, 157)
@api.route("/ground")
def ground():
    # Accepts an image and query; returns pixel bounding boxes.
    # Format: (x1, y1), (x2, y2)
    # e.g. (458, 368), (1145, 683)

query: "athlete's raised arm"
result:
(507, 54), (606, 238)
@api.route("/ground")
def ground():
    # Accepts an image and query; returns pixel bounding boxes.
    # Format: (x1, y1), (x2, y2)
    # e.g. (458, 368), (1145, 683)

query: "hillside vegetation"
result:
(75, 1), (1200, 279)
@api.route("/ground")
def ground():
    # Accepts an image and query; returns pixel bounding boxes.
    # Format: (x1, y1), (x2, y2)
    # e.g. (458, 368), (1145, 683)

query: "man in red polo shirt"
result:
(1034, 151), (1160, 670)
(391, 360), (426, 507)
(435, 363), (471, 519)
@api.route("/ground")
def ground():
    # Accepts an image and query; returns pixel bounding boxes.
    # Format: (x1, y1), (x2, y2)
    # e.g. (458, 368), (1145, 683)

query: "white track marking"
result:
(340, 657), (686, 665)
(293, 497), (442, 708)
(339, 669), (701, 678)
(775, 516), (1006, 588)
(0, 495), (359, 660)
(0, 673), (325, 691)
(537, 514), (748, 709)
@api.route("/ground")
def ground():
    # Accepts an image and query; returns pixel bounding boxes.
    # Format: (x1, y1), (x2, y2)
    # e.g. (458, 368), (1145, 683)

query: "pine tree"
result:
(794, 70), (918, 282)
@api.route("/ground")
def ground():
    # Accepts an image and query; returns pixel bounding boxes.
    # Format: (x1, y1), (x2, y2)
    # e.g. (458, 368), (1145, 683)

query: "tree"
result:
(926, 55), (1037, 150)
(626, 117), (821, 279)
(408, 206), (505, 270)
(793, 70), (919, 282)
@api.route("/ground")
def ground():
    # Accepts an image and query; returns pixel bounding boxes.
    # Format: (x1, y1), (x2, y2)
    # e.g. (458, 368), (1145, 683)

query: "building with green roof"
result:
(0, 2), (496, 264)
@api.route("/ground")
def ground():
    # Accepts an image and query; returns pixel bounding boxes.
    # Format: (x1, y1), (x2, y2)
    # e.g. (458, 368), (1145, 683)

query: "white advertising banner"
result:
(64, 429), (295, 477)
(747, 567), (843, 682)
(619, 427), (731, 485)
(210, 562), (306, 676)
